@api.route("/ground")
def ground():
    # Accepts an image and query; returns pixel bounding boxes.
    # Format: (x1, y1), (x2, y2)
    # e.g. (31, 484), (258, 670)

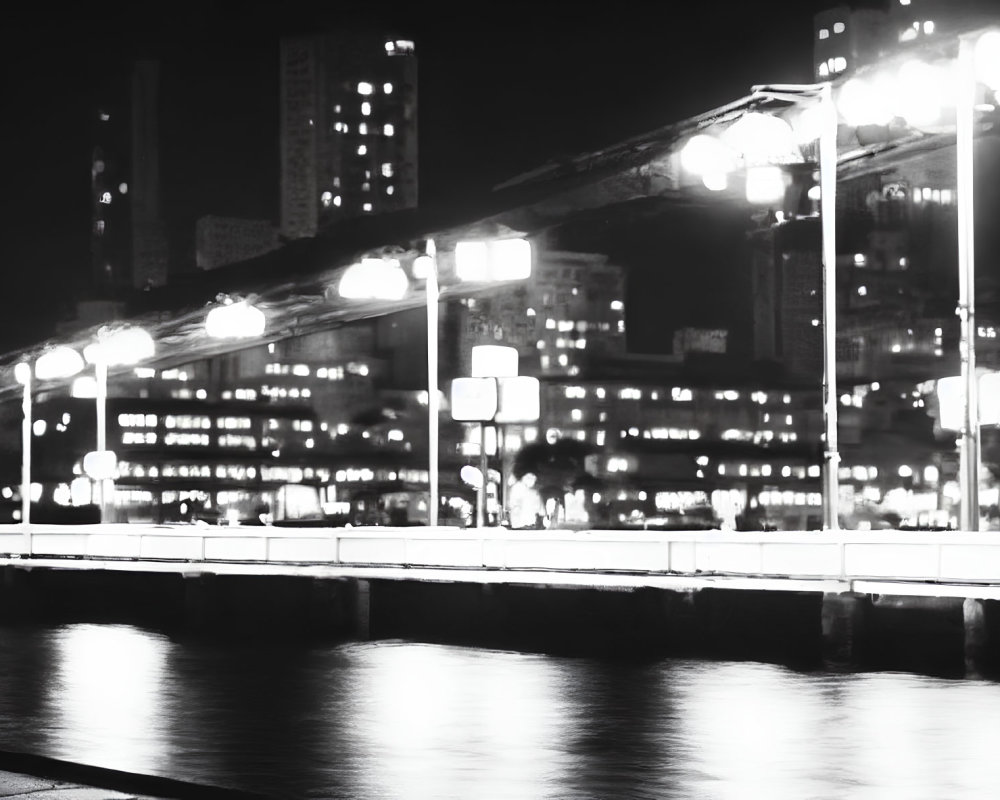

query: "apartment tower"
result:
(279, 31), (418, 240)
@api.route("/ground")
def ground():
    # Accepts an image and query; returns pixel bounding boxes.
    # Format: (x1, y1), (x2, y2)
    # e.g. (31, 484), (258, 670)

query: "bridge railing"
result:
(3, 523), (1000, 584)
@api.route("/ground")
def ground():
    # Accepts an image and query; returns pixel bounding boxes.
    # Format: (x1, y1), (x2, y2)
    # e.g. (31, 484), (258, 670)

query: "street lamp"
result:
(205, 296), (266, 339)
(680, 82), (841, 529)
(338, 237), (532, 527)
(954, 28), (1000, 530)
(81, 325), (155, 521)
(14, 345), (84, 550)
(826, 28), (1000, 529)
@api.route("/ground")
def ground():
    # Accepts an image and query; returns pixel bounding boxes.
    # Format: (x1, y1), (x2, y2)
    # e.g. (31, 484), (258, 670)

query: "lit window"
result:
(923, 20), (934, 34)
(361, 101), (371, 116)
(334, 195), (342, 207)
(363, 202), (373, 212)
(357, 145), (367, 156)
(833, 21), (845, 33)
(357, 82), (374, 95)
(359, 123), (368, 135)
(385, 185), (394, 195)
(383, 82), (393, 94)
(381, 163), (394, 178)
(818, 62), (830, 78)
(818, 28), (829, 40)
(321, 191), (333, 207)
(383, 123), (394, 136)
(833, 57), (846, 72)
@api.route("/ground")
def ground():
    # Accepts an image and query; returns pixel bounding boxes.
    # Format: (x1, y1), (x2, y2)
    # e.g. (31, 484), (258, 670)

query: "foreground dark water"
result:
(0, 623), (998, 799)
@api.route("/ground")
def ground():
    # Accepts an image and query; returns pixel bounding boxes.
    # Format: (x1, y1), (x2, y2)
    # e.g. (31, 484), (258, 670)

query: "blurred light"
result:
(471, 345), (518, 378)
(837, 75), (895, 126)
(892, 59), (952, 127)
(680, 134), (737, 176)
(975, 30), (1000, 90)
(745, 165), (786, 204)
(206, 300), (266, 339)
(721, 112), (800, 165)
(85, 327), (155, 366)
(791, 102), (827, 144)
(338, 258), (409, 300)
(35, 346), (85, 380)
(455, 239), (532, 282)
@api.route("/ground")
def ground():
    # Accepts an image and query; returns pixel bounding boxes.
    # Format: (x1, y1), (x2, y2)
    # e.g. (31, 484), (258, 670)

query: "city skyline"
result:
(3, 0), (851, 354)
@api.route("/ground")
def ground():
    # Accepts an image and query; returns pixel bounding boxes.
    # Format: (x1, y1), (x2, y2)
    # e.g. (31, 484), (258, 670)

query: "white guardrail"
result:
(2, 524), (1000, 584)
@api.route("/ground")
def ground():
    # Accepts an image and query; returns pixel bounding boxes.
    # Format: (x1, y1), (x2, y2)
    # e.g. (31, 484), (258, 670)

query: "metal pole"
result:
(819, 82), (841, 530)
(957, 36), (979, 530)
(477, 422), (488, 528)
(19, 369), (31, 553)
(95, 359), (108, 521)
(426, 238), (440, 527)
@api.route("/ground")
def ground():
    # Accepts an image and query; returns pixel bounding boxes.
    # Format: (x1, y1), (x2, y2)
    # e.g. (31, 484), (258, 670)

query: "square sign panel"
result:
(451, 377), (498, 421)
(495, 376), (540, 423)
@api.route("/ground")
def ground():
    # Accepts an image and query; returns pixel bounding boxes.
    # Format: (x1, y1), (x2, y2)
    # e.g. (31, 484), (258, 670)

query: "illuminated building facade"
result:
(814, 0), (995, 81)
(279, 31), (418, 240)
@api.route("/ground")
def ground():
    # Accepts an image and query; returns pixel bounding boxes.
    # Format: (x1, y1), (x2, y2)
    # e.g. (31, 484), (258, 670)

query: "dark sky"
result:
(0, 0), (854, 352)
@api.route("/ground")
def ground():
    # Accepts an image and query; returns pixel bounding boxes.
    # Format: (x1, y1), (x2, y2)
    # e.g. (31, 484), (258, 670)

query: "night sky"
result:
(1, 0), (865, 354)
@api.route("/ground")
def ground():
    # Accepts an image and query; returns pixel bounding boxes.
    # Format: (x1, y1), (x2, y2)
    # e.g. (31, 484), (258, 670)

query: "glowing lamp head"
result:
(721, 112), (799, 165)
(14, 362), (31, 386)
(34, 346), (85, 380)
(87, 327), (155, 366)
(338, 258), (409, 300)
(680, 134), (737, 176)
(745, 166), (786, 205)
(206, 300), (266, 339)
(975, 30), (1000, 91)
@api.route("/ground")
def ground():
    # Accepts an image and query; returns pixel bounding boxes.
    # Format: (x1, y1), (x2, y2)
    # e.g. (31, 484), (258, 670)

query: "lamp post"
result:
(414, 241), (440, 526)
(957, 33), (979, 531)
(82, 326), (155, 522)
(14, 362), (31, 552)
(339, 238), (531, 528)
(831, 28), (1000, 529)
(14, 346), (85, 550)
(953, 28), (1000, 530)
(682, 82), (841, 529)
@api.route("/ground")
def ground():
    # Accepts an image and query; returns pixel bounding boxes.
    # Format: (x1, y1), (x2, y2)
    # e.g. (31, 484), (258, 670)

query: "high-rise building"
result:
(813, 5), (889, 81)
(813, 0), (996, 81)
(279, 31), (418, 241)
(90, 59), (170, 296)
(195, 216), (280, 270)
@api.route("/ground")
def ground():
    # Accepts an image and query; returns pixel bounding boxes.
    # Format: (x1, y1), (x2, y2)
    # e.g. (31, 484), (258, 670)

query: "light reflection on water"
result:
(0, 623), (997, 799)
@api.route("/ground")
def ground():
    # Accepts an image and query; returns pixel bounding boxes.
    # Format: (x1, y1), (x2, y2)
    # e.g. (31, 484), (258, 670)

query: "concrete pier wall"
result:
(2, 566), (999, 678)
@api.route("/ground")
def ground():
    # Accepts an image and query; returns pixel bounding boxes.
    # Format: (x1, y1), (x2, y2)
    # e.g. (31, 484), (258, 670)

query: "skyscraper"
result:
(279, 31), (418, 241)
(90, 59), (169, 297)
